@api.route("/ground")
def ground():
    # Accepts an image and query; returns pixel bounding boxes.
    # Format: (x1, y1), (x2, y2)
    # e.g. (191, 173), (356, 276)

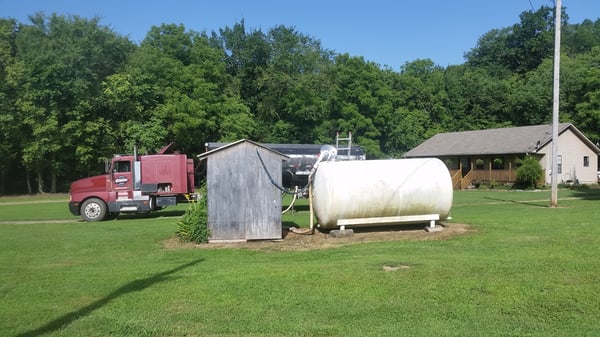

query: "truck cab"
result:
(69, 146), (195, 221)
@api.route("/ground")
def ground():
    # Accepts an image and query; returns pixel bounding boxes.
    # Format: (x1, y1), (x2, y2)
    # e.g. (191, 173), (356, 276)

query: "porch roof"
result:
(404, 123), (599, 157)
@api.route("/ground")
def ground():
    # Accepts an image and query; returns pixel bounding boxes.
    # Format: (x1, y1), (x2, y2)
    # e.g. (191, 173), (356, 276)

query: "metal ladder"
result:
(335, 131), (352, 156)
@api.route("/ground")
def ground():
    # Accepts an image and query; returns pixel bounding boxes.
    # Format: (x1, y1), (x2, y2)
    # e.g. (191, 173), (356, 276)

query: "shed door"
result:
(206, 150), (247, 241)
(245, 148), (282, 240)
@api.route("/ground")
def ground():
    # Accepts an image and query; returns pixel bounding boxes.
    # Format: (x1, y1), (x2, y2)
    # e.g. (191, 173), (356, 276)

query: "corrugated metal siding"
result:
(206, 142), (283, 241)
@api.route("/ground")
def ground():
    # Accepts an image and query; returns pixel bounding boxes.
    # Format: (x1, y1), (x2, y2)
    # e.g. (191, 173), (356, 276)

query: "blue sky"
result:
(1, 0), (599, 70)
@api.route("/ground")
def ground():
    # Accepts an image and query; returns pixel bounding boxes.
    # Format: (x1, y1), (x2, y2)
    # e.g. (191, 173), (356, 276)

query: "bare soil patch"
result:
(164, 222), (473, 251)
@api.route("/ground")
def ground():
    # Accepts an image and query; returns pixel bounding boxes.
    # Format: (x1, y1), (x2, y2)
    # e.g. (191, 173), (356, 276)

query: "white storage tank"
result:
(312, 158), (453, 229)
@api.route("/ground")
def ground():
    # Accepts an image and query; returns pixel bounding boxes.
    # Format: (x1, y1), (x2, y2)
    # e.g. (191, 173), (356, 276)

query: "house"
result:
(197, 139), (288, 242)
(404, 123), (600, 189)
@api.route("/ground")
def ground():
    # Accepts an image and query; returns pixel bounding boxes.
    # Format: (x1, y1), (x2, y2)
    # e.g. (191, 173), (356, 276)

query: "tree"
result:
(254, 25), (334, 143)
(326, 54), (388, 157)
(563, 19), (600, 56)
(397, 59), (451, 132)
(219, 20), (270, 116)
(382, 107), (429, 157)
(505, 62), (553, 126)
(144, 24), (193, 65)
(465, 6), (558, 74)
(572, 47), (600, 144)
(440, 65), (510, 131)
(515, 155), (544, 189)
(0, 18), (20, 193)
(103, 23), (249, 155)
(463, 27), (514, 77)
(13, 13), (133, 192)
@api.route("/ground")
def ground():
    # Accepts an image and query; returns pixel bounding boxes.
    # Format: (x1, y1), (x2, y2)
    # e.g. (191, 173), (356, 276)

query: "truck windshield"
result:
(113, 160), (131, 173)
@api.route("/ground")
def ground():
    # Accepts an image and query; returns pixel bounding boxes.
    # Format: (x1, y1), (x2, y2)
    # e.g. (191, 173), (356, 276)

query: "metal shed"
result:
(197, 139), (288, 242)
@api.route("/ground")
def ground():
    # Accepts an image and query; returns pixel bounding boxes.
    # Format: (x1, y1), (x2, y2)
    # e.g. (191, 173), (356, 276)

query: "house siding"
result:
(538, 129), (598, 184)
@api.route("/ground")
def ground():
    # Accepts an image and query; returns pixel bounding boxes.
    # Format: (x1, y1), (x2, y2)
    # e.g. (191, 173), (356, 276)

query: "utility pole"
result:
(551, 0), (561, 207)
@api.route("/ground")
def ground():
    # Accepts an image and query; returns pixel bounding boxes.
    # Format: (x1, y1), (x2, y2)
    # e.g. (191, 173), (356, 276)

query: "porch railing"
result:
(447, 168), (518, 189)
(471, 169), (515, 183)
(461, 170), (473, 189)
(450, 170), (462, 189)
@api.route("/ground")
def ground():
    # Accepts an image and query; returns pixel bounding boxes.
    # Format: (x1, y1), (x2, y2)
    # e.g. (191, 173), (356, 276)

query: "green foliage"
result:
(564, 18), (600, 55)
(571, 46), (600, 145)
(465, 6), (556, 74)
(0, 19), (20, 184)
(3, 9), (600, 193)
(176, 185), (209, 243)
(515, 155), (544, 189)
(7, 13), (134, 192)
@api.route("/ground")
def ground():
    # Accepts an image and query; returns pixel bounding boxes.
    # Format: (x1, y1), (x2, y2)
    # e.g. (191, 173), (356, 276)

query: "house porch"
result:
(442, 155), (528, 189)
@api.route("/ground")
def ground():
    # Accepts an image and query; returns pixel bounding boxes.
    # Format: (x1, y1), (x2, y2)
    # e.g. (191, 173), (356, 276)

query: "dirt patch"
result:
(164, 222), (473, 251)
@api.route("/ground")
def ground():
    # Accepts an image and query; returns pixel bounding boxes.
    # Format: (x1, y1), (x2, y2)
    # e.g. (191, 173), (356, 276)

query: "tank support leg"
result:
(337, 214), (440, 228)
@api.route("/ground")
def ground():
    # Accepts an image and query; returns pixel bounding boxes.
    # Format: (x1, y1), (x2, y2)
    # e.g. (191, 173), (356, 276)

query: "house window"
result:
(475, 158), (485, 170)
(492, 157), (504, 170)
(444, 158), (459, 170)
(584, 156), (590, 167)
(557, 155), (562, 174)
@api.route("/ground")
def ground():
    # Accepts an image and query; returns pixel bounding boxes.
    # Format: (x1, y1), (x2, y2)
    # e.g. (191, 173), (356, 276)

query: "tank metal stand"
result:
(336, 214), (440, 231)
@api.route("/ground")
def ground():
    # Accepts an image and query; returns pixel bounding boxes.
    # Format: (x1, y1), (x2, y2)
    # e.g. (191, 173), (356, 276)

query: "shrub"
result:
(515, 155), (543, 189)
(176, 184), (210, 243)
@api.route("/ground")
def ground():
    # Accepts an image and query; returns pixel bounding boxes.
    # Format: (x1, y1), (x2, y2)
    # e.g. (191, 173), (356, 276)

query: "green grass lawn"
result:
(1, 189), (599, 336)
(0, 194), (71, 221)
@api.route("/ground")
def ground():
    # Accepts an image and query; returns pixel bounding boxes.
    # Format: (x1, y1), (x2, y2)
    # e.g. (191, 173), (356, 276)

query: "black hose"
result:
(256, 149), (292, 194)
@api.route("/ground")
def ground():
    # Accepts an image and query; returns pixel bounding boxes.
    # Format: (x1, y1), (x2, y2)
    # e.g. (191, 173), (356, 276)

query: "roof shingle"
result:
(404, 123), (574, 157)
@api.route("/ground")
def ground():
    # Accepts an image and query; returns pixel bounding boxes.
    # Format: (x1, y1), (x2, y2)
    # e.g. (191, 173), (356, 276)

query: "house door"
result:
(461, 158), (471, 177)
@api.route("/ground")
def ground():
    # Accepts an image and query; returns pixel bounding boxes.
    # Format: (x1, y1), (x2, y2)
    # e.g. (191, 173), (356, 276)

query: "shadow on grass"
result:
(15, 259), (204, 337)
(113, 210), (186, 220)
(282, 204), (310, 213)
(482, 196), (550, 208)
(348, 223), (433, 233)
(282, 221), (301, 228)
(569, 187), (600, 200)
(282, 221), (435, 234)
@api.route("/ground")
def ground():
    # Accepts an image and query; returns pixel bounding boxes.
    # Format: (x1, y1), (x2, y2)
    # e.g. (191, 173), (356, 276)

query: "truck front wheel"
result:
(81, 198), (107, 221)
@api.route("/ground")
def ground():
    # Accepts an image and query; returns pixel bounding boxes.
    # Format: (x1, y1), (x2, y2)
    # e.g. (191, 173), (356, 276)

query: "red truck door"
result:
(111, 159), (133, 198)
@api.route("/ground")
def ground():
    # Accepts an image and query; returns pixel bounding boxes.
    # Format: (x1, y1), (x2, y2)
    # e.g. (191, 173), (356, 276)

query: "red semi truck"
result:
(69, 144), (196, 221)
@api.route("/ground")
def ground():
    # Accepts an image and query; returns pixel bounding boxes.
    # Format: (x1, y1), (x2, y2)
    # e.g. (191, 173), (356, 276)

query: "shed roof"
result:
(197, 139), (288, 160)
(204, 142), (365, 157)
(404, 123), (600, 157)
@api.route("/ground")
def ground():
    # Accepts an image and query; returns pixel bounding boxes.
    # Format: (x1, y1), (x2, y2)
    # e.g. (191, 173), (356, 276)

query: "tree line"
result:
(1, 6), (599, 194)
